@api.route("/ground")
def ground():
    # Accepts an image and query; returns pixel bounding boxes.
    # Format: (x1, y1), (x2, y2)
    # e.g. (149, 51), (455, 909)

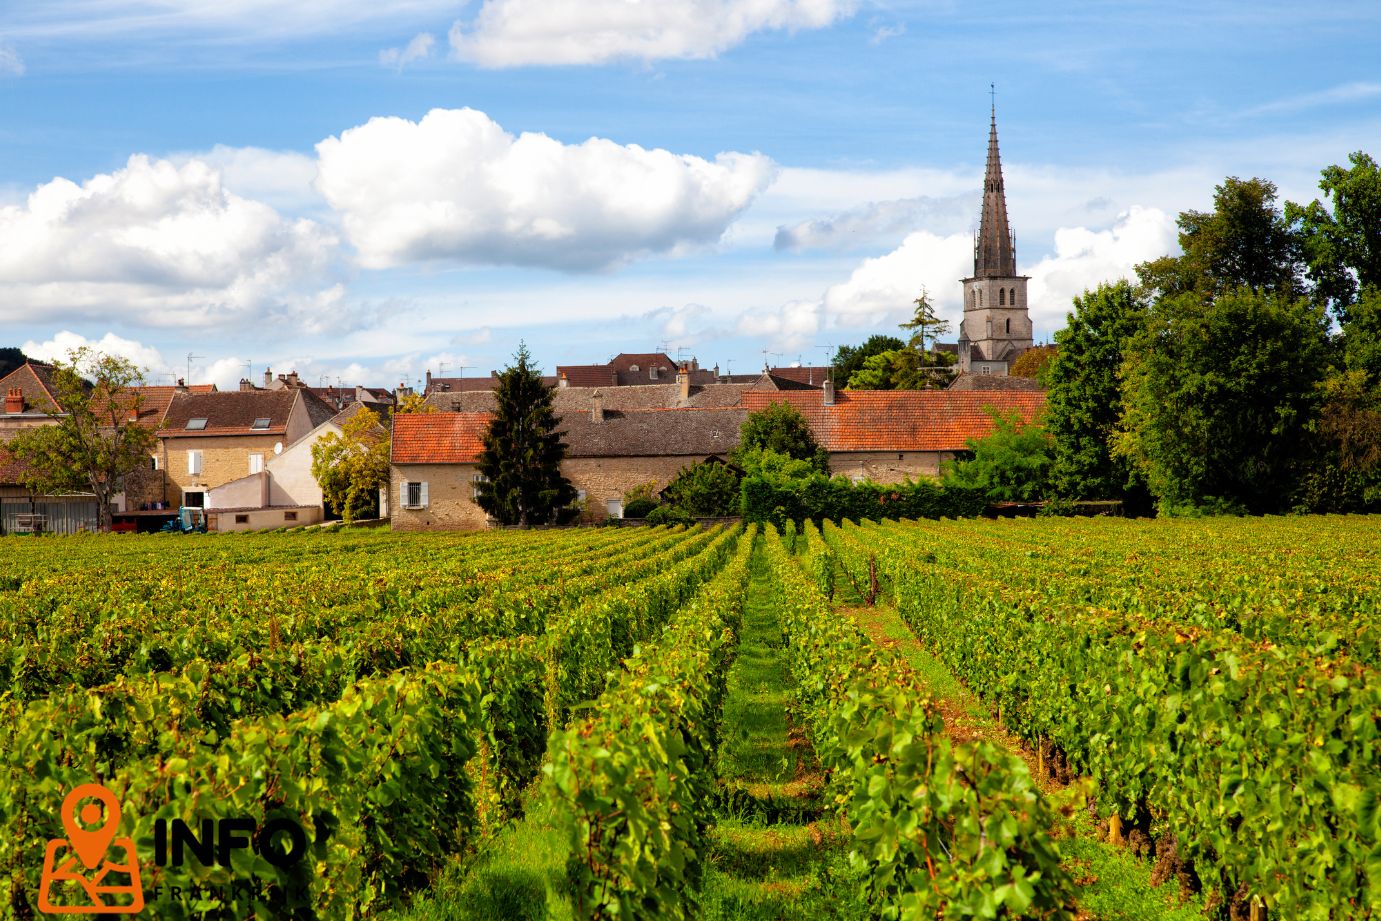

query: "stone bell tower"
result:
(957, 102), (1033, 374)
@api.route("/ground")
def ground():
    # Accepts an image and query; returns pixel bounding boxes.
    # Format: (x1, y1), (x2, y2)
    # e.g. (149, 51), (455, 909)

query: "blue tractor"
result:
(158, 506), (208, 534)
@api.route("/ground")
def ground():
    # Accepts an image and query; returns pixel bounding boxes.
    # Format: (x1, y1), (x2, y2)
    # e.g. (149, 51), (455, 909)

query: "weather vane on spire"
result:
(990, 82), (996, 115)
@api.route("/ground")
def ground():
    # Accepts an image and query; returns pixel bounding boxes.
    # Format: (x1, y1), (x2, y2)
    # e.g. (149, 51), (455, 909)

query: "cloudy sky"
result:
(2, 1), (1379, 388)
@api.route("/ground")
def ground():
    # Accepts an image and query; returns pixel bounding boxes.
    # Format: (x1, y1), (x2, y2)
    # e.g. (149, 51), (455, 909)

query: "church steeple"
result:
(974, 101), (1016, 278)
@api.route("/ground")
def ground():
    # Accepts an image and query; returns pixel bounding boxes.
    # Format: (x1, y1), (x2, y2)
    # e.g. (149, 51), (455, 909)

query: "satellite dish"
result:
(274, 442), (283, 455)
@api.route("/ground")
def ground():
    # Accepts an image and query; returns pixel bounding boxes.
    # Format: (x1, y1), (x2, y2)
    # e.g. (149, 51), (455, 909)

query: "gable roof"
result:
(391, 412), (489, 464)
(162, 389), (301, 437)
(563, 407), (747, 457)
(946, 373), (1045, 392)
(0, 362), (66, 415)
(765, 366), (831, 388)
(429, 382), (755, 414)
(739, 389), (1046, 452)
(93, 384), (216, 429)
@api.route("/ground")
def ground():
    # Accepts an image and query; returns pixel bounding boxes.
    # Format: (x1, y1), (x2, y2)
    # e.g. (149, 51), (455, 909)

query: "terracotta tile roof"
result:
(739, 389), (1046, 452)
(162, 389), (299, 436)
(0, 362), (66, 415)
(91, 384), (216, 430)
(946, 373), (1045, 392)
(0, 444), (31, 483)
(391, 412), (490, 464)
(564, 407), (748, 457)
(557, 365), (619, 388)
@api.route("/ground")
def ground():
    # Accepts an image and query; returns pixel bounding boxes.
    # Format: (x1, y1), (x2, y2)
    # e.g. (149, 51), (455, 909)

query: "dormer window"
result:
(185, 418), (207, 430)
(251, 417), (271, 430)
(629, 364), (639, 372)
(649, 366), (659, 380)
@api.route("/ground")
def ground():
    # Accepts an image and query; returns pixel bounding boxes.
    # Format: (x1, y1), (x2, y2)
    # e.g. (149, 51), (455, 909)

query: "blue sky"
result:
(2, 0), (1379, 388)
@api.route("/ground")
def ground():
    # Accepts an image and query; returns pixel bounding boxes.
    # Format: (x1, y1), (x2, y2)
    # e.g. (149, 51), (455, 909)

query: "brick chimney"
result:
(239, 378), (255, 392)
(559, 371), (569, 388)
(128, 404), (139, 422)
(676, 363), (691, 405)
(5, 388), (24, 414)
(590, 390), (604, 423)
(263, 367), (273, 388)
(176, 378), (187, 393)
(823, 376), (835, 406)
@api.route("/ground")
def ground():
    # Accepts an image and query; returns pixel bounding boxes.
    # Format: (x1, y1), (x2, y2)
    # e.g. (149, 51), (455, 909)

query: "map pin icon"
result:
(62, 784), (122, 869)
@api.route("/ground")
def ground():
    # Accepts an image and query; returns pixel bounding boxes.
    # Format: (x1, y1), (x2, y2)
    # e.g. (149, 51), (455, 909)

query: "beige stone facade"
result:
(208, 505), (323, 532)
(390, 463), (490, 531)
(160, 433), (287, 507)
(564, 455), (703, 521)
(827, 451), (953, 484)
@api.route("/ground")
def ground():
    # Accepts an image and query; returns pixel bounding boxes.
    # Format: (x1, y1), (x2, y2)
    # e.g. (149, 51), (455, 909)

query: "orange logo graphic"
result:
(38, 783), (144, 914)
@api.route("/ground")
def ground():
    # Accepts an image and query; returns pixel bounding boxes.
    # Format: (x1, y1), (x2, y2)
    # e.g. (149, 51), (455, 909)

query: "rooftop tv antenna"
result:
(186, 353), (202, 385)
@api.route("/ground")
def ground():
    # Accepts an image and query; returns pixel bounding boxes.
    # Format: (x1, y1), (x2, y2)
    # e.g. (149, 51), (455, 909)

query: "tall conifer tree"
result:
(474, 343), (576, 526)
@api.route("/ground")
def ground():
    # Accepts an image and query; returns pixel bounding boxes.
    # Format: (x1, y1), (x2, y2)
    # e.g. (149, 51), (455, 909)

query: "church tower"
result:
(958, 102), (1033, 374)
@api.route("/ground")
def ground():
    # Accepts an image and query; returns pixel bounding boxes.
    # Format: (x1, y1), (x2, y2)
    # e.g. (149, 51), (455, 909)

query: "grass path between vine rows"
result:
(699, 545), (867, 921)
(834, 567), (1209, 921)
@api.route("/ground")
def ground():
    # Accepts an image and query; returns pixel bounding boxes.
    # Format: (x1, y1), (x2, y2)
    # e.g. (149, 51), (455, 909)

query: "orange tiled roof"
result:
(739, 389), (1046, 452)
(391, 412), (490, 464)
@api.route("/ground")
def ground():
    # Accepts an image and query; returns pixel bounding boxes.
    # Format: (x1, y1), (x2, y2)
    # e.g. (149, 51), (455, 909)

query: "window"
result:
(184, 490), (205, 508)
(234, 514), (249, 524)
(999, 288), (1006, 306)
(977, 289), (982, 306)
(1005, 318), (1011, 334)
(250, 417), (271, 430)
(187, 450), (203, 475)
(186, 418), (207, 430)
(150, 455), (159, 471)
(402, 481), (428, 509)
(649, 366), (659, 380)
(629, 364), (640, 372)
(283, 511), (298, 522)
(471, 473), (488, 501)
(980, 366), (991, 375)
(607, 498), (623, 519)
(249, 453), (264, 474)
(1010, 287), (1016, 305)
(576, 489), (587, 502)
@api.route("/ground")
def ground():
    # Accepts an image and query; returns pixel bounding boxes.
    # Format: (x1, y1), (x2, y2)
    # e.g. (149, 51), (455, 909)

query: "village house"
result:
(390, 412), (491, 531)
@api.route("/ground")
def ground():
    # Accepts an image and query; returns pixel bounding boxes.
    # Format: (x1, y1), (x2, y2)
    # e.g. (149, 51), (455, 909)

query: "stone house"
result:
(390, 412), (491, 531)
(740, 383), (1046, 483)
(157, 386), (336, 510)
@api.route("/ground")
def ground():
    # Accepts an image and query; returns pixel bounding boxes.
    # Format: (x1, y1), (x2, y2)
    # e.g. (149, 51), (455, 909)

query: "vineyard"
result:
(0, 516), (1376, 919)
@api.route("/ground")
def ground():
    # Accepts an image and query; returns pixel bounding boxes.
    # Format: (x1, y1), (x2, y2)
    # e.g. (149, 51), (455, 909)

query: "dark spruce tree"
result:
(474, 344), (577, 526)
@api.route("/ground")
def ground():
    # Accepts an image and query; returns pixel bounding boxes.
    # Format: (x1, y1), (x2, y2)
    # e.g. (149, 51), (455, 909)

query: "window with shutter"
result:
(419, 482), (429, 508)
(188, 450), (202, 475)
(249, 453), (264, 474)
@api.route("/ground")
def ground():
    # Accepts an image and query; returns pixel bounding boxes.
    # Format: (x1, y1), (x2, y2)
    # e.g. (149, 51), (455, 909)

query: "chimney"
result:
(823, 376), (835, 406)
(4, 388), (22, 414)
(263, 368), (273, 388)
(128, 405), (139, 423)
(176, 378), (187, 393)
(425, 370), (433, 392)
(590, 390), (604, 423)
(239, 378), (254, 392)
(397, 383), (413, 399)
(285, 371), (301, 388)
(676, 363), (691, 404)
(559, 371), (569, 388)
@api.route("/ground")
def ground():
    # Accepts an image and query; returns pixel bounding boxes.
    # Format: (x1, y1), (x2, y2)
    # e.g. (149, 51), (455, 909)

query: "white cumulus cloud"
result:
(0, 155), (342, 329)
(380, 32), (435, 70)
(449, 0), (856, 67)
(315, 107), (777, 271)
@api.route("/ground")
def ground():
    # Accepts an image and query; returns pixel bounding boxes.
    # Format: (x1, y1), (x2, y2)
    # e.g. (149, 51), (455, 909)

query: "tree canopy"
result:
(832, 335), (904, 388)
(942, 409), (1053, 502)
(1287, 150), (1381, 321)
(311, 407), (388, 523)
(5, 348), (156, 531)
(733, 401), (828, 472)
(0, 348), (26, 379)
(473, 344), (576, 526)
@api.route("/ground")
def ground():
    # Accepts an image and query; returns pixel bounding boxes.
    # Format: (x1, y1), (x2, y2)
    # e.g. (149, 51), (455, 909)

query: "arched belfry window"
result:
(977, 289), (983, 306)
(999, 288), (1005, 306)
(1010, 287), (1017, 305)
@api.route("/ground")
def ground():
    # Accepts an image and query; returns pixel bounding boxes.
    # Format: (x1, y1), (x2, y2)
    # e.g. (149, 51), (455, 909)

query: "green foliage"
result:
(547, 529), (753, 920)
(1008, 344), (1057, 380)
(393, 391), (436, 415)
(1115, 288), (1330, 513)
(1287, 151), (1381, 321)
(4, 347), (156, 531)
(1044, 282), (1149, 502)
(942, 409), (1054, 502)
(1135, 176), (1303, 301)
(832, 335), (905, 389)
(899, 289), (951, 353)
(661, 460), (741, 516)
(311, 407), (388, 522)
(739, 468), (986, 525)
(761, 528), (1076, 920)
(733, 401), (829, 472)
(645, 504), (695, 526)
(475, 343), (578, 526)
(0, 347), (26, 378)
(1343, 285), (1381, 380)
(846, 348), (956, 391)
(622, 497), (658, 518)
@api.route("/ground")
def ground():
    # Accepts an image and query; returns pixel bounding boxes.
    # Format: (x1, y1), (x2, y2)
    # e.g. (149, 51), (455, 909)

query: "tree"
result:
(832, 335), (904, 388)
(899, 289), (951, 353)
(0, 347), (26, 379)
(1008, 344), (1057, 380)
(311, 408), (388, 523)
(393, 391), (436, 415)
(733, 401), (829, 472)
(1044, 282), (1149, 503)
(661, 460), (741, 516)
(1287, 151), (1381, 321)
(941, 409), (1053, 502)
(1136, 177), (1303, 300)
(5, 348), (156, 531)
(473, 344), (576, 526)
(1342, 286), (1381, 380)
(1114, 289), (1329, 514)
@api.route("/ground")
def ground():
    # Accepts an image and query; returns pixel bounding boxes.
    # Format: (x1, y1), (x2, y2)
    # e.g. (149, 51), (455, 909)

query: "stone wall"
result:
(827, 451), (951, 484)
(160, 434), (286, 505)
(390, 463), (489, 531)
(564, 455), (701, 521)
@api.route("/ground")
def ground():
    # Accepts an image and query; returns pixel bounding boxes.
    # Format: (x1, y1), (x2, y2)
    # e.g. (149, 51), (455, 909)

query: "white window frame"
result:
(187, 449), (203, 475)
(471, 472), (487, 501)
(607, 498), (623, 519)
(401, 480), (428, 509)
(248, 453), (264, 474)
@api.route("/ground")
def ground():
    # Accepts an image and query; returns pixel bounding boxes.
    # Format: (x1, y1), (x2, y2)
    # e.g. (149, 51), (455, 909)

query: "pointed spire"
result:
(974, 95), (1016, 278)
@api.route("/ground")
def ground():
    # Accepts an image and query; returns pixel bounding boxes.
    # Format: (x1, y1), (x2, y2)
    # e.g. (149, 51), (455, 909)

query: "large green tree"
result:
(311, 407), (388, 523)
(1044, 282), (1149, 503)
(661, 460), (741, 516)
(1287, 151), (1381, 322)
(942, 410), (1053, 502)
(473, 344), (576, 526)
(832, 334), (904, 388)
(1114, 289), (1329, 514)
(732, 401), (829, 472)
(0, 348), (26, 379)
(899, 289), (951, 353)
(5, 348), (156, 531)
(1136, 177), (1303, 301)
